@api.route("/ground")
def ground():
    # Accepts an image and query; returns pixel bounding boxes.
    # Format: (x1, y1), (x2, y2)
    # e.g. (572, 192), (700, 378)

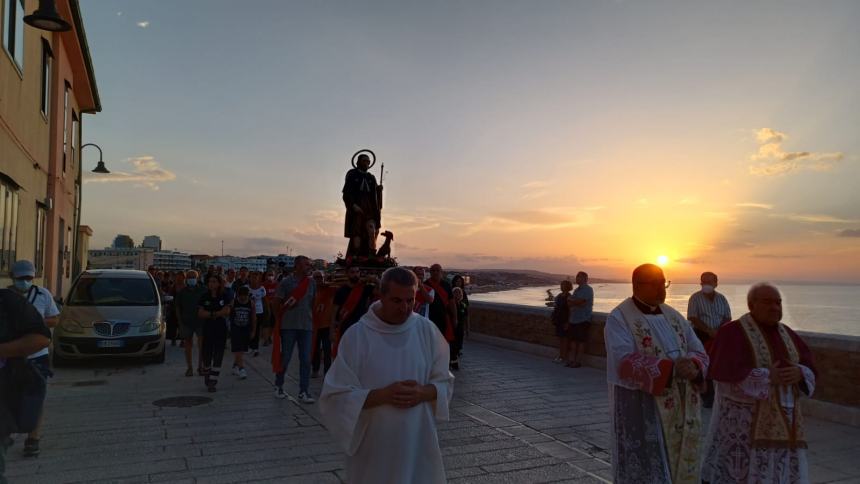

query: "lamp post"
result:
(82, 143), (110, 174)
(72, 143), (109, 279)
(24, 0), (71, 32)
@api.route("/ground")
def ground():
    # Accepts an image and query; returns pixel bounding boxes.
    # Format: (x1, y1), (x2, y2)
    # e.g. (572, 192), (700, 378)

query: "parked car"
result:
(53, 270), (166, 364)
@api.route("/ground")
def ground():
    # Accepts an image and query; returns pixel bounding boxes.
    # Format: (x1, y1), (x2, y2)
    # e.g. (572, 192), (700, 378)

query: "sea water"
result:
(470, 283), (860, 337)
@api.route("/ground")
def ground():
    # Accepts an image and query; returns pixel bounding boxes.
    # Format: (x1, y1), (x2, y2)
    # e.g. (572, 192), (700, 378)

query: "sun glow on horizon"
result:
(656, 255), (670, 267)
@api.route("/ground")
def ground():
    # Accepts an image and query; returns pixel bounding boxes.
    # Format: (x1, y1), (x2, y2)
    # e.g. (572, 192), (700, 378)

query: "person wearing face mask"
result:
(6, 260), (58, 458)
(686, 271), (732, 408)
(176, 270), (207, 377)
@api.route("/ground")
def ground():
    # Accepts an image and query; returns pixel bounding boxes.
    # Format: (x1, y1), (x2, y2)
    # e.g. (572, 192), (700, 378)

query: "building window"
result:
(34, 203), (47, 276)
(71, 111), (79, 169)
(2, 0), (25, 70)
(0, 179), (20, 272)
(41, 39), (53, 118)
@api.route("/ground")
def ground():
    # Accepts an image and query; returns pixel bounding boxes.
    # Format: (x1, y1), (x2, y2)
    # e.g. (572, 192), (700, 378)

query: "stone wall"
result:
(468, 301), (860, 411)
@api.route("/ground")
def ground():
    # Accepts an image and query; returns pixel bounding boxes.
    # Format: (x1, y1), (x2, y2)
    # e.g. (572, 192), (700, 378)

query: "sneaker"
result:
(253, 350), (260, 357)
(450, 360), (460, 371)
(207, 384), (217, 393)
(298, 392), (315, 404)
(274, 387), (287, 399)
(22, 438), (39, 457)
(231, 365), (240, 376)
(185, 367), (194, 377)
(239, 368), (247, 379)
(311, 370), (321, 379)
(552, 357), (564, 364)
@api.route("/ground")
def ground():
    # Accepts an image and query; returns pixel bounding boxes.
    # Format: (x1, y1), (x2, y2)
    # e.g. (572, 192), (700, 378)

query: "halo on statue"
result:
(351, 149), (376, 169)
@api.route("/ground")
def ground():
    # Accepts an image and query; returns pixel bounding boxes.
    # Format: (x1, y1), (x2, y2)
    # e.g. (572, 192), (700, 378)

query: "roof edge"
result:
(69, 0), (101, 113)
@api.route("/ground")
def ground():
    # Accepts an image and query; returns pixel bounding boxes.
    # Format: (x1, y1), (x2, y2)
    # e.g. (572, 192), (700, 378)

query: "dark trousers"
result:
(694, 329), (715, 405)
(312, 327), (332, 373)
(201, 321), (227, 387)
(274, 329), (312, 394)
(452, 321), (465, 360)
(249, 311), (264, 351)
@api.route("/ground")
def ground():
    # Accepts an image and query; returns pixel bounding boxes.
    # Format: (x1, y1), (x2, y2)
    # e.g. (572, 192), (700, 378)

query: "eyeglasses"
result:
(636, 279), (671, 289)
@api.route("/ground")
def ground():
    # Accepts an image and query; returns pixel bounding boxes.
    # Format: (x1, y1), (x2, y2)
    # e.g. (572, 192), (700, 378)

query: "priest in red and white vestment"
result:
(605, 264), (708, 484)
(702, 282), (816, 484)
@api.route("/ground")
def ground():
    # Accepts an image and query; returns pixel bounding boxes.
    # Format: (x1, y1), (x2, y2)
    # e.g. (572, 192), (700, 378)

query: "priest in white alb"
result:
(604, 263), (708, 483)
(319, 267), (454, 484)
(702, 283), (816, 484)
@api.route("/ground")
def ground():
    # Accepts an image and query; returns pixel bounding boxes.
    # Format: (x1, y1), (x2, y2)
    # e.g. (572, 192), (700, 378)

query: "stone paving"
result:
(4, 340), (860, 483)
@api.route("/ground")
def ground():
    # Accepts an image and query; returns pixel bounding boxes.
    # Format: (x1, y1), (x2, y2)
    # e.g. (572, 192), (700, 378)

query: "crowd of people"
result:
(149, 259), (469, 399)
(1, 256), (822, 484)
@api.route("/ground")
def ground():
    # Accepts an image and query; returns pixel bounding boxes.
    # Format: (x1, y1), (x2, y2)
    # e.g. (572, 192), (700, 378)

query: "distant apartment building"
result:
(270, 254), (295, 269)
(88, 248), (154, 270)
(1, 0), (101, 297)
(208, 256), (267, 272)
(142, 235), (162, 251)
(112, 234), (134, 249)
(153, 250), (191, 271)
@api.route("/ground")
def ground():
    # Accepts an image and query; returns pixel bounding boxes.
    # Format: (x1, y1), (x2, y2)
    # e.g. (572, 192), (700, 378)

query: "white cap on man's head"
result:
(11, 260), (36, 278)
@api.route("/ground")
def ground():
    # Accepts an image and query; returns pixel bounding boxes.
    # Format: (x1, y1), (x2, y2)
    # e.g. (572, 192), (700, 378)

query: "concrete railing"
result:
(468, 300), (860, 426)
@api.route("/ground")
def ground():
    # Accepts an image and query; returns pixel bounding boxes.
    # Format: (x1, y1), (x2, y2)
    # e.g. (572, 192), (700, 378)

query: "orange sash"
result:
(338, 283), (366, 322)
(271, 276), (311, 373)
(426, 279), (455, 342)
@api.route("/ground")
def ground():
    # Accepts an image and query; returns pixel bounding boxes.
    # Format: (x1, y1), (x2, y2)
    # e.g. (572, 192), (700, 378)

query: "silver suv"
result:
(53, 270), (166, 364)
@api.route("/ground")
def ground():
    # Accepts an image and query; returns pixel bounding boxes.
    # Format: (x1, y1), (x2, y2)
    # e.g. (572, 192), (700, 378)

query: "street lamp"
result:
(24, 0), (71, 32)
(82, 143), (110, 174)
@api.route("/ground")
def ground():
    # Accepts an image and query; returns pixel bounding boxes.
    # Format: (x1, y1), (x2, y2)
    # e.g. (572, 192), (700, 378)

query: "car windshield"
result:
(67, 277), (158, 307)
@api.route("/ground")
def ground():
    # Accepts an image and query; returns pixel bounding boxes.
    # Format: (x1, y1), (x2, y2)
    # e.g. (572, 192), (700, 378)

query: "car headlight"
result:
(140, 319), (161, 333)
(60, 320), (84, 333)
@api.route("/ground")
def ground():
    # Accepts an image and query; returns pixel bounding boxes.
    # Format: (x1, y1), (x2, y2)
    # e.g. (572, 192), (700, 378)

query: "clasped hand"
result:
(674, 357), (700, 381)
(769, 364), (802, 386)
(383, 380), (426, 409)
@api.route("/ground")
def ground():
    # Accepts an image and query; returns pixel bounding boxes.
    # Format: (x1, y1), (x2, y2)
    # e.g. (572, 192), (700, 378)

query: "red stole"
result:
(271, 276), (311, 373)
(338, 283), (366, 322)
(426, 279), (455, 342)
(414, 284), (433, 312)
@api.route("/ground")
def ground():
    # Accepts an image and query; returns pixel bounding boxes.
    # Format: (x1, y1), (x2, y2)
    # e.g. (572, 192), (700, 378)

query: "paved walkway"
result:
(5, 340), (860, 483)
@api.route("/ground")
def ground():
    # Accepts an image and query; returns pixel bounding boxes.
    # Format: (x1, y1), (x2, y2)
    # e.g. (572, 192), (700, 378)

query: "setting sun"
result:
(656, 255), (670, 267)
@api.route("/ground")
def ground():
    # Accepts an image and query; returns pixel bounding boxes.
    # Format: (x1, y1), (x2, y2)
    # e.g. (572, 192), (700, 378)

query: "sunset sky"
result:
(78, 1), (860, 283)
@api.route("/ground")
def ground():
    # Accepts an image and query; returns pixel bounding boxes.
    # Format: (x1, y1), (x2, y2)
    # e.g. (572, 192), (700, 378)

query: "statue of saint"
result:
(342, 152), (382, 258)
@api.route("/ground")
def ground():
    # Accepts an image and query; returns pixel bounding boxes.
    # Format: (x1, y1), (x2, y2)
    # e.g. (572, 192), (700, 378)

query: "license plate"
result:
(97, 340), (125, 348)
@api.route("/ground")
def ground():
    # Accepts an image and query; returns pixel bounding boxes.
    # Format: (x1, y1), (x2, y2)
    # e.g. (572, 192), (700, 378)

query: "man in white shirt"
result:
(320, 267), (453, 484)
(7, 260), (59, 458)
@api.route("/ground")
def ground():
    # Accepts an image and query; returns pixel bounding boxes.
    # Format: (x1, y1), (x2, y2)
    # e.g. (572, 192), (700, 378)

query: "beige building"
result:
(0, 0), (100, 297)
(88, 248), (154, 271)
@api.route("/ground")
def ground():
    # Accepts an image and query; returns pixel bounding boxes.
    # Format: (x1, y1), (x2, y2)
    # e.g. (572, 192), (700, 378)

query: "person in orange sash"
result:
(272, 256), (316, 404)
(412, 267), (435, 319)
(333, 267), (376, 354)
(311, 271), (337, 378)
(702, 283), (816, 484)
(425, 264), (457, 369)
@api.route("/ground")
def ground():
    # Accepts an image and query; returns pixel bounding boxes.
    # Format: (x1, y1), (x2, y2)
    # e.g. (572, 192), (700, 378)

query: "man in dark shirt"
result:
(333, 267), (375, 339)
(1, 289), (51, 482)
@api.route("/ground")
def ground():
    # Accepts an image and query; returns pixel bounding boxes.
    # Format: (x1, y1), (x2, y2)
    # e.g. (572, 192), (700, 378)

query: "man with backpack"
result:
(1, 286), (51, 483)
